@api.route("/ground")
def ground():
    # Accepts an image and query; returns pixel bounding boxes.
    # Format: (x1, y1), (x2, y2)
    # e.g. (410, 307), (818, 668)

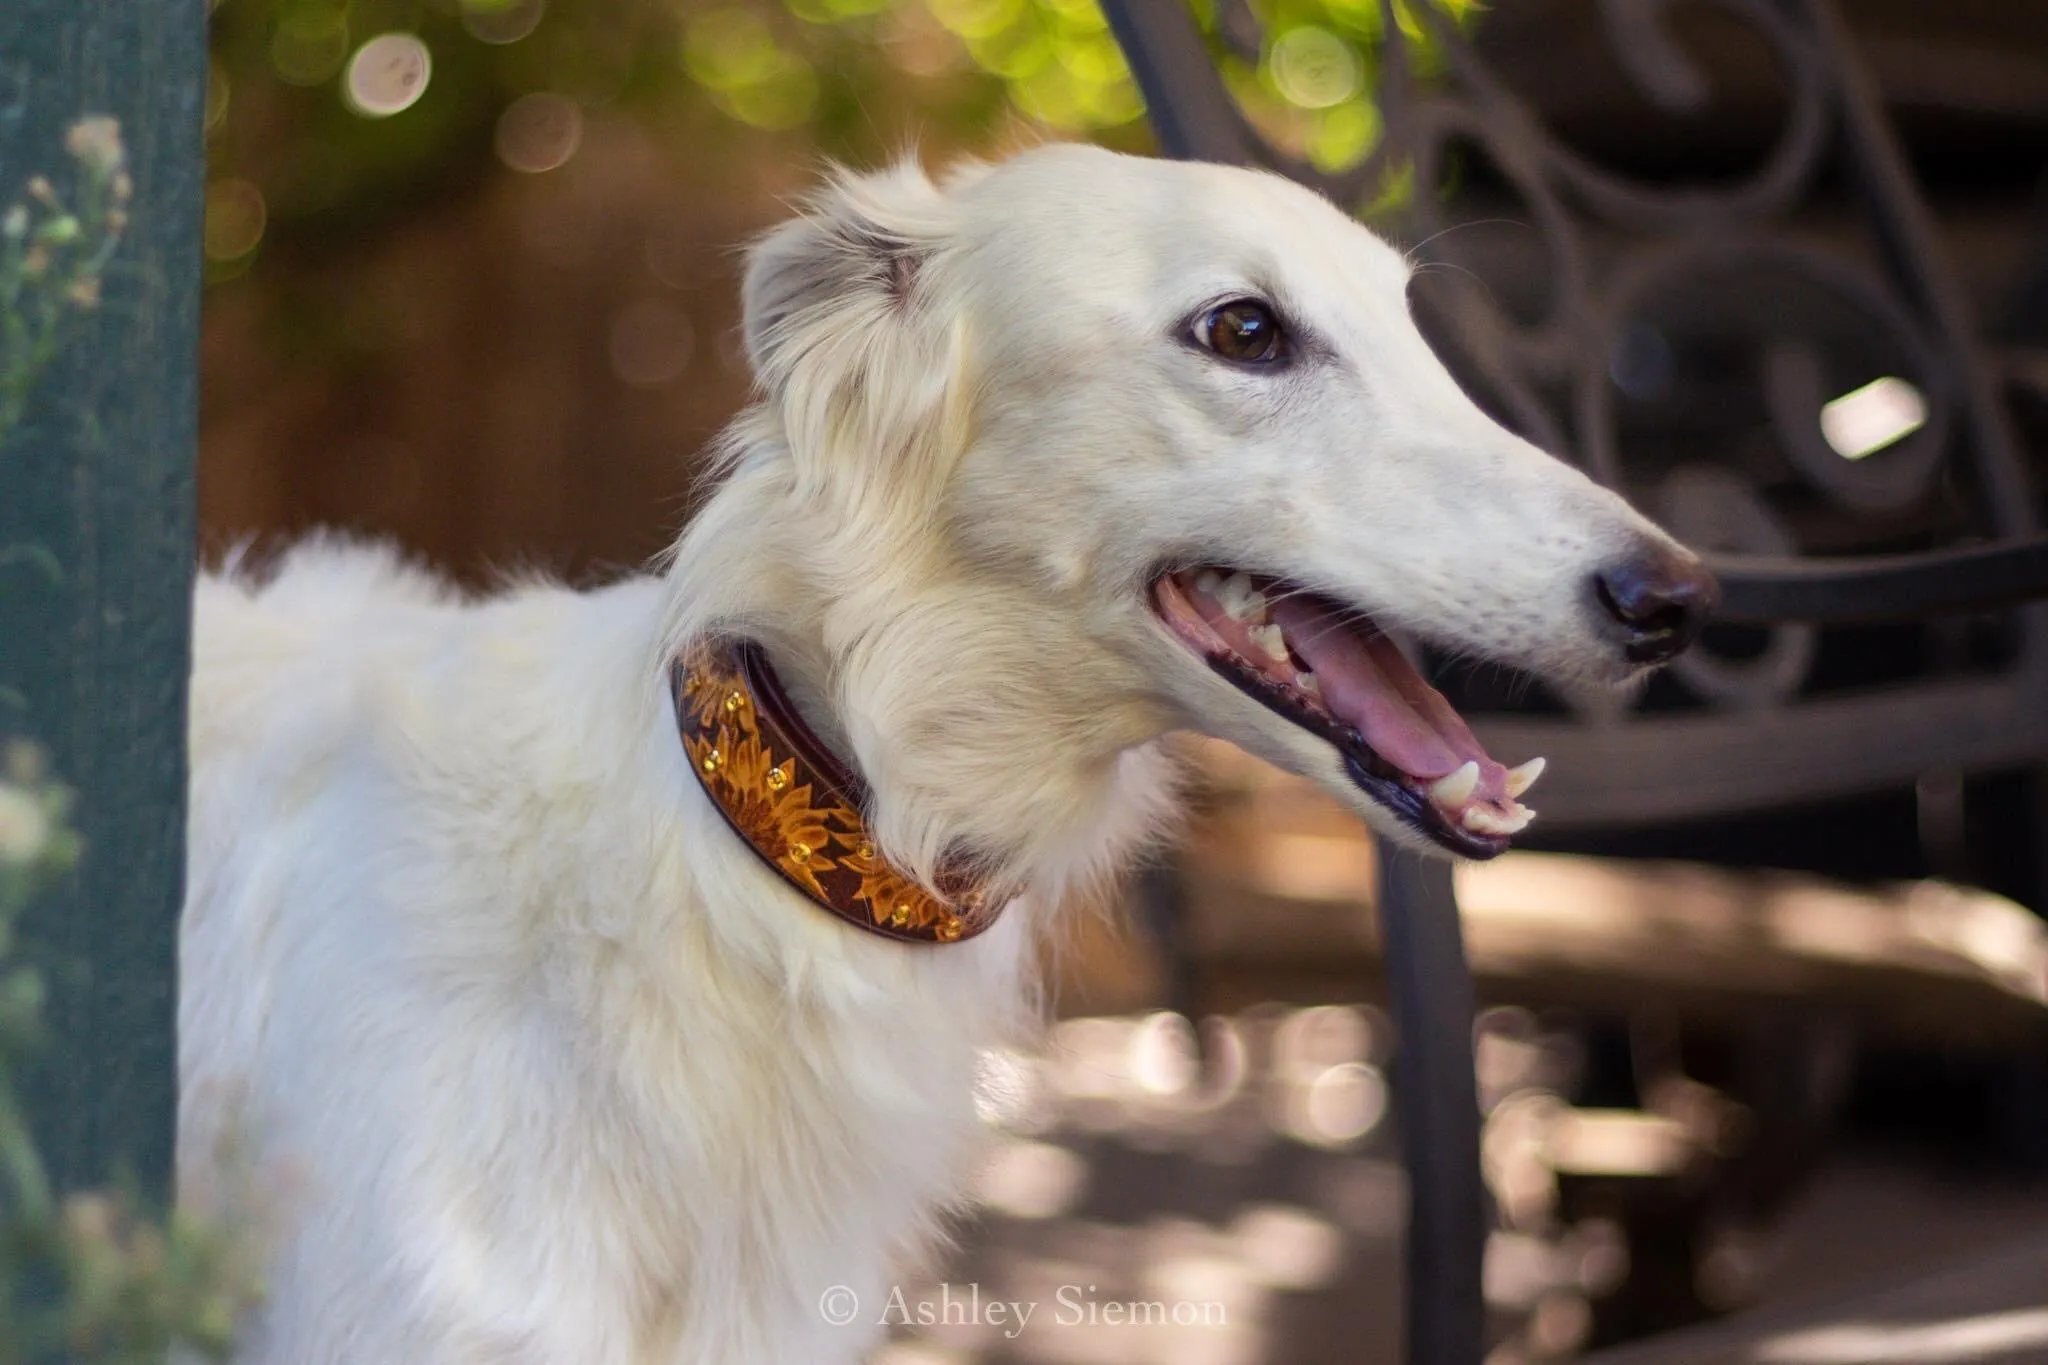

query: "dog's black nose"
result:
(1594, 550), (1719, 664)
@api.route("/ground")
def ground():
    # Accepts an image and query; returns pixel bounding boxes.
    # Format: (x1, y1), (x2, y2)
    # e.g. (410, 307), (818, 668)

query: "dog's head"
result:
(723, 144), (1713, 876)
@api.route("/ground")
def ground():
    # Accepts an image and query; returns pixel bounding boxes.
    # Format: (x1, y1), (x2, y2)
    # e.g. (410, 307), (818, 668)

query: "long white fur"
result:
(180, 144), (1693, 1363)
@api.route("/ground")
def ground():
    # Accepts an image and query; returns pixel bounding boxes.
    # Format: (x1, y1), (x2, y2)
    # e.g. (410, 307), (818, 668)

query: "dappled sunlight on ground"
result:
(870, 1004), (1510, 1365)
(864, 995), (2048, 1365)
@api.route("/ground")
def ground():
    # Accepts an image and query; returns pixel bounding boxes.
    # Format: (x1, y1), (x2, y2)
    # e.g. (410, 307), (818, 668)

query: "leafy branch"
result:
(1, 116), (261, 1361)
(0, 117), (132, 451)
(0, 741), (262, 1364)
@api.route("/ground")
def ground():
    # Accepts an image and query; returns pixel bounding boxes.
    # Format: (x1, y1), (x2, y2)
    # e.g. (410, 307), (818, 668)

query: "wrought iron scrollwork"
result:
(1105, 0), (2048, 826)
(1099, 10), (2048, 1364)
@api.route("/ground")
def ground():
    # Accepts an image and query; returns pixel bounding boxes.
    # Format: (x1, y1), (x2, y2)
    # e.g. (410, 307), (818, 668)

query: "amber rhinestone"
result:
(889, 903), (911, 927)
(725, 690), (747, 714)
(766, 764), (789, 791)
(700, 749), (722, 775)
(935, 915), (964, 942)
(856, 841), (876, 861)
(788, 840), (811, 863)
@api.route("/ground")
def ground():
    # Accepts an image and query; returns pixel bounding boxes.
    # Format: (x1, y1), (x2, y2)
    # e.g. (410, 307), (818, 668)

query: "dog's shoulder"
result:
(195, 534), (456, 646)
(187, 536), (450, 762)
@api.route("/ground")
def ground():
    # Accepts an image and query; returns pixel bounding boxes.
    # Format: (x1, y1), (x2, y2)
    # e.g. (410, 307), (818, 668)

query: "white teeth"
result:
(1462, 803), (1534, 836)
(1217, 573), (1267, 622)
(1429, 760), (1481, 809)
(1298, 671), (1320, 695)
(1504, 756), (1547, 799)
(1194, 569), (1223, 598)
(1249, 623), (1289, 663)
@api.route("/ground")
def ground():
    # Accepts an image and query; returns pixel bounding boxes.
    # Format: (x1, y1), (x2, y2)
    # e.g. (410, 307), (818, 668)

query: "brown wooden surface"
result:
(1583, 1229), (2048, 1365)
(199, 117), (789, 582)
(1160, 744), (2048, 1050)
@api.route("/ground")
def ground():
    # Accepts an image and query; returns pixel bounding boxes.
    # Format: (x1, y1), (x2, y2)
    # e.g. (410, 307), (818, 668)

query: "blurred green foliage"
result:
(2, 117), (261, 1360)
(205, 0), (1479, 277)
(0, 119), (132, 450)
(0, 737), (260, 1361)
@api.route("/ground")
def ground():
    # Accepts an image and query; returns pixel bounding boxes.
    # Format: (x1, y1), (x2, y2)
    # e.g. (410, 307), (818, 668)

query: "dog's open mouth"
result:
(1151, 568), (1545, 859)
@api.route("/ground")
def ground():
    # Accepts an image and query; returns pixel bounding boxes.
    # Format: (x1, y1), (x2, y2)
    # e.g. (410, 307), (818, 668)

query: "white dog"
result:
(179, 143), (1713, 1363)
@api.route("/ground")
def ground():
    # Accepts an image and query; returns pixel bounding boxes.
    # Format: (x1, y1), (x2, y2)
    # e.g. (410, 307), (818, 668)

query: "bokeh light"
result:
(1270, 26), (1361, 109)
(461, 0), (547, 46)
(1129, 1010), (1199, 1096)
(494, 92), (583, 173)
(343, 32), (433, 118)
(270, 7), (350, 87)
(204, 70), (231, 136)
(684, 9), (821, 131)
(202, 179), (267, 261)
(1290, 1062), (1389, 1147)
(1231, 1204), (1346, 1291)
(974, 1137), (1088, 1218)
(206, 0), (1489, 310)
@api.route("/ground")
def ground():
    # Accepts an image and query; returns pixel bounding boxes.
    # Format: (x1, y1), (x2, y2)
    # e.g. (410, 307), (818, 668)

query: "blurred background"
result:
(198, 2), (2048, 1362)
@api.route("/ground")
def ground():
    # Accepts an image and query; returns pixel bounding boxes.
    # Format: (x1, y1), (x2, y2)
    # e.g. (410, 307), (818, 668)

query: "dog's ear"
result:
(740, 161), (976, 497)
(742, 163), (946, 379)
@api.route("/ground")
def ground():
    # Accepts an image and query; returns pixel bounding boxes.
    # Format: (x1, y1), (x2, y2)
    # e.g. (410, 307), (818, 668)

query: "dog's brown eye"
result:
(1196, 300), (1289, 364)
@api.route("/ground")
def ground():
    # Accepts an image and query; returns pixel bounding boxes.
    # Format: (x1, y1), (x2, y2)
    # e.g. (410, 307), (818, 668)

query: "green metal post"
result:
(0, 0), (205, 1200)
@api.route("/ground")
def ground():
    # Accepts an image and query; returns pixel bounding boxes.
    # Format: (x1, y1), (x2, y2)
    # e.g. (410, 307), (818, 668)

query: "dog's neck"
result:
(671, 635), (1002, 943)
(658, 431), (1186, 930)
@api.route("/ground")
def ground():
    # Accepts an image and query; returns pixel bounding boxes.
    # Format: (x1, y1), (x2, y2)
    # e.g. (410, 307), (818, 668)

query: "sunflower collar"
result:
(670, 637), (1002, 945)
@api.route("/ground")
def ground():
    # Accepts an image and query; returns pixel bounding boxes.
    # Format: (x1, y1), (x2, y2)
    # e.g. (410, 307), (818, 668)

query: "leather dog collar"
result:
(671, 636), (1002, 945)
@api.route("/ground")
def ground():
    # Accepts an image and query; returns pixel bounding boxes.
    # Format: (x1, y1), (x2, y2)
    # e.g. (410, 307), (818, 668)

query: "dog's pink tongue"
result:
(1270, 596), (1508, 798)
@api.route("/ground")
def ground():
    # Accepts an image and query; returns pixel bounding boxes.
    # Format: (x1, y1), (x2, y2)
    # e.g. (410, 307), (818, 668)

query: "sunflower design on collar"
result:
(834, 818), (965, 941)
(671, 637), (1000, 945)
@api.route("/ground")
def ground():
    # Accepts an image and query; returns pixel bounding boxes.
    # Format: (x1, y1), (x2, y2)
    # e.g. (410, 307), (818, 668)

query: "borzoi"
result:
(179, 143), (1714, 1363)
